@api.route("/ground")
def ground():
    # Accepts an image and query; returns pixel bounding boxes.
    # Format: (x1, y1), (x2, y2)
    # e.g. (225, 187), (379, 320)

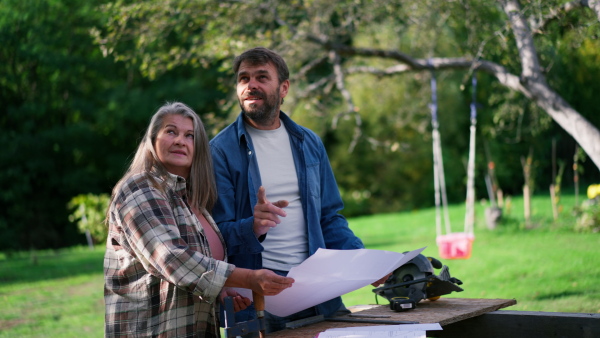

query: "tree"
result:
(3, 1), (596, 250)
(67, 193), (110, 245)
(0, 0), (230, 250)
(94, 0), (600, 172)
(0, 0), (119, 250)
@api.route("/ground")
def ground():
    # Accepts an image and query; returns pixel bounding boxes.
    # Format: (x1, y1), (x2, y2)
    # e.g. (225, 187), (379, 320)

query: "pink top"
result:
(194, 210), (225, 261)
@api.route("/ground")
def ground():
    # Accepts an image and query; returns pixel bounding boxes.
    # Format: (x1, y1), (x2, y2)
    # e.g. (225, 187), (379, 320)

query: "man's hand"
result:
(248, 269), (295, 296)
(253, 186), (289, 237)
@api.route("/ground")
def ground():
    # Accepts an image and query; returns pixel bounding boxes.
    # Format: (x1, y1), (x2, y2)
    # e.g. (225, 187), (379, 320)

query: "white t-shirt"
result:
(246, 123), (308, 271)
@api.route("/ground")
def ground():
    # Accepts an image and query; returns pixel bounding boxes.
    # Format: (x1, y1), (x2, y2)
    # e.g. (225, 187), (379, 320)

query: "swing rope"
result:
(429, 66), (452, 239)
(463, 77), (477, 237)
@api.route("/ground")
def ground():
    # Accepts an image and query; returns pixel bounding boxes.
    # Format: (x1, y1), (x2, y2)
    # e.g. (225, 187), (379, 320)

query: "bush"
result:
(67, 194), (110, 244)
(574, 199), (600, 233)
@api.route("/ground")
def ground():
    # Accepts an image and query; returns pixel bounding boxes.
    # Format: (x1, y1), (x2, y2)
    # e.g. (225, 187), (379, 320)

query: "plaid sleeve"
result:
(115, 184), (234, 303)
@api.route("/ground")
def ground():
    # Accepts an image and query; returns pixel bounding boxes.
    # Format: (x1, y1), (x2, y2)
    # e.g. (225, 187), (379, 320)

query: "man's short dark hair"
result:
(233, 47), (289, 84)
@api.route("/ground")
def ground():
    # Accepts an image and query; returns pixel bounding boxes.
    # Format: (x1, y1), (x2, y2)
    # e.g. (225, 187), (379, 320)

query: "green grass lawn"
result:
(0, 247), (105, 337)
(0, 193), (598, 337)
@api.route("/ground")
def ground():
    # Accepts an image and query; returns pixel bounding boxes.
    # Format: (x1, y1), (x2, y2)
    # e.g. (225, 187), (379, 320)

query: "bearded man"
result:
(209, 47), (387, 335)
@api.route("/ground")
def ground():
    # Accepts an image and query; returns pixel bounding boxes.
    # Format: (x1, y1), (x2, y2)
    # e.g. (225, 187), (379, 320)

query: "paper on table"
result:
(316, 323), (442, 338)
(317, 331), (425, 338)
(236, 247), (425, 317)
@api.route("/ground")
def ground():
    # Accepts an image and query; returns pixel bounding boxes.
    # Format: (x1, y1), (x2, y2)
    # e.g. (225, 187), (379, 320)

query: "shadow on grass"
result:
(364, 238), (412, 248)
(533, 290), (596, 300)
(0, 248), (104, 286)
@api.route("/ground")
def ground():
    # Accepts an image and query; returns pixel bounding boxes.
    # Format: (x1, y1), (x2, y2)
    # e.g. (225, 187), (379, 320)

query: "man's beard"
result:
(239, 87), (280, 126)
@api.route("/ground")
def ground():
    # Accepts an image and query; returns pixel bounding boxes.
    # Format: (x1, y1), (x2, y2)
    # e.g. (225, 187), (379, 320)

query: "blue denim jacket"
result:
(210, 112), (364, 319)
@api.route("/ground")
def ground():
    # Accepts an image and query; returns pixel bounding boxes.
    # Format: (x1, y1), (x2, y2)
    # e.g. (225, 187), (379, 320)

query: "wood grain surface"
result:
(268, 298), (517, 338)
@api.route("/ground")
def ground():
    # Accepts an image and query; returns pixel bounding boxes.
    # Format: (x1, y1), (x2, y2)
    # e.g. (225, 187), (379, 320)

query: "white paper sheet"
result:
(317, 331), (425, 338)
(324, 323), (442, 332)
(316, 323), (442, 338)
(236, 247), (425, 317)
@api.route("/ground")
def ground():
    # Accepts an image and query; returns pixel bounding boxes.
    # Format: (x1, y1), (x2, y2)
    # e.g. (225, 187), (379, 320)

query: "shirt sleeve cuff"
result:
(194, 260), (236, 304)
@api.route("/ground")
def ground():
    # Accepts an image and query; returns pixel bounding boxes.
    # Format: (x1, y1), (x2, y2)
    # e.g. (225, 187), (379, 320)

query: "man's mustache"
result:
(244, 91), (265, 100)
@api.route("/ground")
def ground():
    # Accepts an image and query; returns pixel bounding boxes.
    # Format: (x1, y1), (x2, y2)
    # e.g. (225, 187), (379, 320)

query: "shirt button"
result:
(248, 150), (252, 156)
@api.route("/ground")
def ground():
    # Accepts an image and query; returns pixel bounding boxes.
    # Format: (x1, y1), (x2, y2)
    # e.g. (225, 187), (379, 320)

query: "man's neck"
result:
(243, 111), (282, 130)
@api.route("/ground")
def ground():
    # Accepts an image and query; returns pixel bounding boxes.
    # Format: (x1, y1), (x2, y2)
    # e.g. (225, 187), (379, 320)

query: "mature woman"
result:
(104, 102), (293, 337)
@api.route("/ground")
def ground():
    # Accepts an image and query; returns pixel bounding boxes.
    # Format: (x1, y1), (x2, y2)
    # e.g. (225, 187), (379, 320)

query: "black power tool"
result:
(372, 254), (464, 311)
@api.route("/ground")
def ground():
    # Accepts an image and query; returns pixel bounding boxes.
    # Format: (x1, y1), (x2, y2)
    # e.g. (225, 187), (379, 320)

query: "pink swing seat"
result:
(436, 232), (474, 260)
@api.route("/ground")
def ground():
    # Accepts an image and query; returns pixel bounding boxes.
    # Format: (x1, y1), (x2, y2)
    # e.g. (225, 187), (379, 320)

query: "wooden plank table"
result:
(269, 298), (517, 337)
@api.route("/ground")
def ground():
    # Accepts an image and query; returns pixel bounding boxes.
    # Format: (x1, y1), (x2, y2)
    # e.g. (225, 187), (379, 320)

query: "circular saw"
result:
(372, 254), (464, 311)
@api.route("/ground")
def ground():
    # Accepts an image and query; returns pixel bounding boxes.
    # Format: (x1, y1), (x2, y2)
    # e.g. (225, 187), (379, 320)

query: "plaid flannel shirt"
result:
(104, 171), (235, 337)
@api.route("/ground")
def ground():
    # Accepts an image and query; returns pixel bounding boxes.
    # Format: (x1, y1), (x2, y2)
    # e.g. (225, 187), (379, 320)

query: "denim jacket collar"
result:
(233, 111), (304, 146)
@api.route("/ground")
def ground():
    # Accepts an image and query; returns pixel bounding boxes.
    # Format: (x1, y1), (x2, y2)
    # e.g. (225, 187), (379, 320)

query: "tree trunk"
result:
(501, 0), (600, 171)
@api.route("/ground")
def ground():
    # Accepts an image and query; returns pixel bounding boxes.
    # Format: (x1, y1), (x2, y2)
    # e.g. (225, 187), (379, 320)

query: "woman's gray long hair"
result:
(109, 102), (217, 213)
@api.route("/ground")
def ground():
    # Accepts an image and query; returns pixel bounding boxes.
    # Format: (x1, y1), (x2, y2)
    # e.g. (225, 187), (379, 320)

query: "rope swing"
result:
(431, 70), (477, 260)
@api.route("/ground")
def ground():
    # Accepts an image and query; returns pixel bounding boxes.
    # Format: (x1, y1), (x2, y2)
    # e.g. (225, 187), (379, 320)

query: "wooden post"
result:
(523, 185), (530, 225)
(496, 189), (504, 208)
(550, 184), (558, 220)
(574, 145), (580, 207)
(253, 291), (266, 338)
(521, 149), (533, 227)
